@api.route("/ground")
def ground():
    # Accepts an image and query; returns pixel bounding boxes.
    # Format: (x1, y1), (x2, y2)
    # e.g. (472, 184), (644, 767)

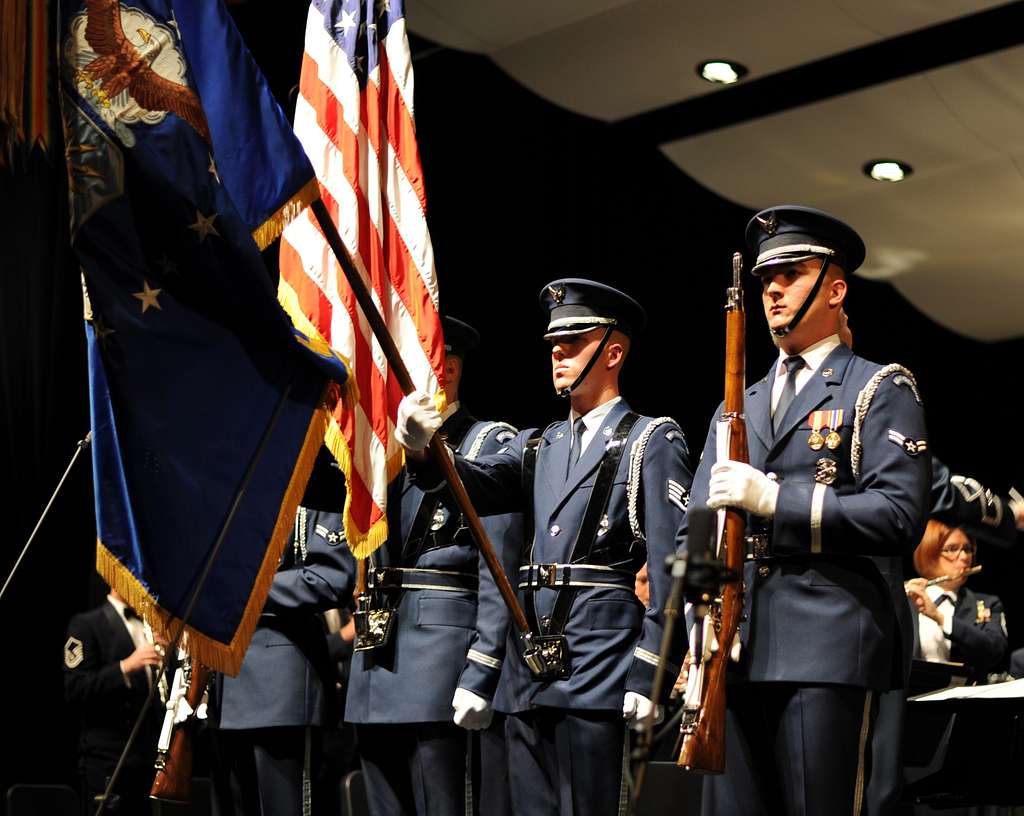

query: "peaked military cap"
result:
(746, 205), (865, 276)
(539, 278), (646, 340)
(442, 316), (480, 358)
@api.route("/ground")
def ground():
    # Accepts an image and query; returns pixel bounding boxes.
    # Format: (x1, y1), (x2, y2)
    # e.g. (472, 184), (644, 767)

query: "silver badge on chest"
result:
(430, 507), (448, 531)
(815, 458), (838, 485)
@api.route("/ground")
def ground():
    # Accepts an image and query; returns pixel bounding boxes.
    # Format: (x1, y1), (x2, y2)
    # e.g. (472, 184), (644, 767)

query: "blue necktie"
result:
(568, 417), (586, 475)
(772, 355), (805, 435)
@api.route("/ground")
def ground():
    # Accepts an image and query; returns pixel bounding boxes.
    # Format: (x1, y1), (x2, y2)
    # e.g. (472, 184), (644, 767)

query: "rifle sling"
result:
(525, 412), (640, 640)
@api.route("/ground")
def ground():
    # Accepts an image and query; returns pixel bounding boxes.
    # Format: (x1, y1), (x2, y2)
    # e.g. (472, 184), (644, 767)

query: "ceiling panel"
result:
(409, 0), (1008, 121)
(660, 46), (1024, 340)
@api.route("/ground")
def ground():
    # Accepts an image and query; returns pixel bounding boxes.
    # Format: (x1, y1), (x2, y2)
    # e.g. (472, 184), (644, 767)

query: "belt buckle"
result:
(370, 568), (401, 590)
(535, 563), (559, 588)
(745, 534), (770, 560)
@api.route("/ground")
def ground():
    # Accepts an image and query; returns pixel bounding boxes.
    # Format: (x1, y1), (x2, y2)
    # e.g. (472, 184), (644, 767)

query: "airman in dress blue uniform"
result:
(396, 281), (693, 816)
(345, 317), (522, 816)
(680, 207), (932, 816)
(209, 505), (355, 816)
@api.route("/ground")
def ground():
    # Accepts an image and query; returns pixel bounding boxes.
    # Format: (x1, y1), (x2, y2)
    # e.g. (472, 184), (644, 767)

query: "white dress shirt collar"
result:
(570, 396), (622, 457)
(440, 400), (461, 422)
(770, 334), (842, 413)
(775, 334), (841, 376)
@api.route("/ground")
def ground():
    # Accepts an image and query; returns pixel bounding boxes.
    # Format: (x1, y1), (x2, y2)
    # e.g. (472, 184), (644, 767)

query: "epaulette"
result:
(465, 421), (518, 461)
(851, 364), (922, 478)
(627, 417), (684, 543)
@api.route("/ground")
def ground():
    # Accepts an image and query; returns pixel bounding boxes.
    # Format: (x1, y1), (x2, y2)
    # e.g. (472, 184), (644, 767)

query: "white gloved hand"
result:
(622, 691), (662, 729)
(707, 460), (779, 517)
(452, 687), (493, 731)
(395, 390), (443, 452)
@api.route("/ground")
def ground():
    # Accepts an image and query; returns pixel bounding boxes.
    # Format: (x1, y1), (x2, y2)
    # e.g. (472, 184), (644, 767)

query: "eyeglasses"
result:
(940, 543), (976, 557)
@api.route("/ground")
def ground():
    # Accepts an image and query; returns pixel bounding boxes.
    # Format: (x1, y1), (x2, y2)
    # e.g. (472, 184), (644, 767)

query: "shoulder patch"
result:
(665, 429), (682, 443)
(496, 430), (515, 444)
(64, 636), (84, 669)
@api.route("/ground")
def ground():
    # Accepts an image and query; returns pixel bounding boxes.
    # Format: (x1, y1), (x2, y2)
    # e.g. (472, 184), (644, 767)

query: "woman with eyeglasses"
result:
(905, 519), (1008, 679)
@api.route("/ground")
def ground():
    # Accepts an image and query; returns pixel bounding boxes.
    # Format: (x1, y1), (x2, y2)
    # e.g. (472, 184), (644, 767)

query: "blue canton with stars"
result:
(313, 0), (405, 87)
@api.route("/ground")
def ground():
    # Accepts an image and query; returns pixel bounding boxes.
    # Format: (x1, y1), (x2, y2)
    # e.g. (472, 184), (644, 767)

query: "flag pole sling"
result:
(309, 198), (531, 636)
(96, 378), (295, 816)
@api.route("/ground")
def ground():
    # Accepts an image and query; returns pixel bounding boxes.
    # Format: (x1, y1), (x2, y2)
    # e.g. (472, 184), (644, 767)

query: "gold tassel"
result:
(95, 389), (333, 676)
(251, 178), (320, 251)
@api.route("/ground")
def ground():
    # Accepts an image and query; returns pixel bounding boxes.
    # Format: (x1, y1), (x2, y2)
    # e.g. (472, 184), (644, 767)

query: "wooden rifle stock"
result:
(678, 253), (748, 773)
(150, 659), (210, 803)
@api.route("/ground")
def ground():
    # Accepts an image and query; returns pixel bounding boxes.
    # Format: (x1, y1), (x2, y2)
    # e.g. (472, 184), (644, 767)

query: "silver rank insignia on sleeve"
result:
(888, 429), (927, 456)
(64, 636), (84, 669)
(667, 479), (689, 511)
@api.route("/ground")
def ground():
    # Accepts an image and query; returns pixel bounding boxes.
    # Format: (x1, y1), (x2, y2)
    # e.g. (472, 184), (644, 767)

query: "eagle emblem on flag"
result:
(64, 0), (210, 146)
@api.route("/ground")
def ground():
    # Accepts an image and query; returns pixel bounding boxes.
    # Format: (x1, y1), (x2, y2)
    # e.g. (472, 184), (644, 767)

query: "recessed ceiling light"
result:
(864, 160), (913, 182)
(697, 60), (748, 85)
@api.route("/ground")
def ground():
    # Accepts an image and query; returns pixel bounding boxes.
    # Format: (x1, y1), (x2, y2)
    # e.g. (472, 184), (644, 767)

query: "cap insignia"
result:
(757, 212), (779, 236)
(548, 285), (565, 305)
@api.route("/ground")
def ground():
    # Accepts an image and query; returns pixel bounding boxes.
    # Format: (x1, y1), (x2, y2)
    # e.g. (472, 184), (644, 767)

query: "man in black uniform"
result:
(64, 585), (164, 815)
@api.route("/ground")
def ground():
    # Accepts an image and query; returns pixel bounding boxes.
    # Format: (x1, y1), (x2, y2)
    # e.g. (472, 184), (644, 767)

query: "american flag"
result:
(279, 0), (445, 558)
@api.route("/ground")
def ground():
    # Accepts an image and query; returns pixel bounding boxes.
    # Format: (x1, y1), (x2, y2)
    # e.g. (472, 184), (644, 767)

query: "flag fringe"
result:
(94, 386), (336, 676)
(323, 416), (406, 559)
(251, 178), (321, 251)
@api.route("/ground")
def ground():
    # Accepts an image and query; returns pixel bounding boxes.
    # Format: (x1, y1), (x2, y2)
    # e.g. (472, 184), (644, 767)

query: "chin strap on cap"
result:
(771, 256), (831, 337)
(556, 325), (615, 398)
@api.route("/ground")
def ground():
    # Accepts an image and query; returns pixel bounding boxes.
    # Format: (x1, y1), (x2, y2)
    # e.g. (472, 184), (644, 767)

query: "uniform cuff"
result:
(458, 651), (502, 700)
(625, 646), (679, 705)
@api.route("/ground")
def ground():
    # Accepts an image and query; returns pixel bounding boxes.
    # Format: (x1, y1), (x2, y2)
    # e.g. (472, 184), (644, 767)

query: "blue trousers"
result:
(702, 683), (877, 816)
(506, 708), (628, 816)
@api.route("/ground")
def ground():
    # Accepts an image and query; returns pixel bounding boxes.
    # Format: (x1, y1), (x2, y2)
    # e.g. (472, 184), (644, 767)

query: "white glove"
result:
(622, 691), (662, 729)
(395, 390), (443, 452)
(707, 460), (779, 517)
(452, 687), (493, 731)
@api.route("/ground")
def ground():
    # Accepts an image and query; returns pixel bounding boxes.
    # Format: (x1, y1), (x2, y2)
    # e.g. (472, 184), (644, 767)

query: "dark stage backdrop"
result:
(1, 1), (1021, 798)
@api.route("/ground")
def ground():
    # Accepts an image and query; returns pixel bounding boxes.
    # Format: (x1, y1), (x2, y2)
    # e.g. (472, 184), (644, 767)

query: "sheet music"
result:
(914, 677), (1024, 701)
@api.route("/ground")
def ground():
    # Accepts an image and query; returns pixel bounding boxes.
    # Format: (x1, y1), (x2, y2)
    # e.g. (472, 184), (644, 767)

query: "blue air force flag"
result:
(60, 0), (346, 674)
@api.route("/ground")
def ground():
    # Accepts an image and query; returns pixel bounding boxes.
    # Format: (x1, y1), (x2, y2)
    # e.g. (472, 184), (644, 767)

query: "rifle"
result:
(677, 252), (748, 773)
(150, 652), (210, 803)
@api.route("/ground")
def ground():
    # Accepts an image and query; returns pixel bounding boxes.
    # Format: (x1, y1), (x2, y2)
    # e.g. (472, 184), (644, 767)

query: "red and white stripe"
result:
(280, 4), (444, 557)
